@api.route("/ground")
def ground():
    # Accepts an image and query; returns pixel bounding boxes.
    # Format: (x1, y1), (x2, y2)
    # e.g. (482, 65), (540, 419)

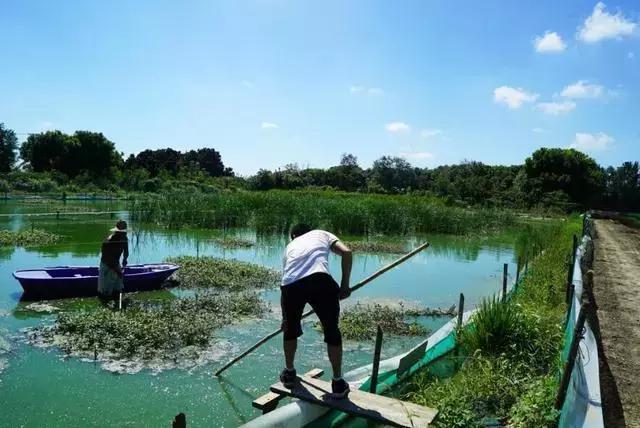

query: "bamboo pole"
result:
(213, 242), (431, 377)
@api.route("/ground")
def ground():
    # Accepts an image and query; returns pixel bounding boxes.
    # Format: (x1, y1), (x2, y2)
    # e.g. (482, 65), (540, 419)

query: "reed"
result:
(129, 190), (517, 236)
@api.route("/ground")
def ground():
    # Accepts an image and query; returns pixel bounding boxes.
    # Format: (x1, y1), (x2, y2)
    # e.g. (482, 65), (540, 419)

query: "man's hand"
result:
(338, 284), (351, 300)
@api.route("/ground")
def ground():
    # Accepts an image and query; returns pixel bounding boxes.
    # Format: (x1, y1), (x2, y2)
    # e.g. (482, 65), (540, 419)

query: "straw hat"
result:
(110, 220), (128, 233)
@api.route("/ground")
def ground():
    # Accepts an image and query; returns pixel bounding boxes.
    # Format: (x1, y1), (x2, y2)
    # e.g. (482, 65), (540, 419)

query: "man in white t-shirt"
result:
(279, 223), (352, 398)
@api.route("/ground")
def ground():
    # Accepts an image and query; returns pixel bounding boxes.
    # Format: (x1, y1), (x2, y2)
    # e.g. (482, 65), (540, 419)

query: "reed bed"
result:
(129, 190), (517, 236)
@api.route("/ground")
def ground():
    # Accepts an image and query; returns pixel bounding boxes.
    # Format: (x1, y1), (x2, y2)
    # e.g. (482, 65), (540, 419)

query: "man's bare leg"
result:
(328, 344), (342, 378)
(284, 339), (297, 370)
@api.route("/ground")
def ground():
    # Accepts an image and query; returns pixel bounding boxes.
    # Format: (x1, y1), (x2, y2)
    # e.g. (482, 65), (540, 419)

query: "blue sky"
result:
(1, 1), (638, 175)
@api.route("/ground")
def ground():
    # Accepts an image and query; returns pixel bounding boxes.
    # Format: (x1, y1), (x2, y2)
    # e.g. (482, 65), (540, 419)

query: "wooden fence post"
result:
(172, 413), (186, 428)
(502, 263), (508, 301)
(555, 304), (588, 410)
(457, 293), (464, 329)
(515, 259), (521, 287)
(369, 326), (383, 393)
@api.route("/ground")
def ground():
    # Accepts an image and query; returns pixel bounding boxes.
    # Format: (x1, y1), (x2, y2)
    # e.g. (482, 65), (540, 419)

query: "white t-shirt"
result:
(282, 230), (339, 286)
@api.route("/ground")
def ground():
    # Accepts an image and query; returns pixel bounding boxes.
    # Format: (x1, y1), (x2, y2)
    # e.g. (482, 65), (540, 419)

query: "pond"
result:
(0, 200), (517, 427)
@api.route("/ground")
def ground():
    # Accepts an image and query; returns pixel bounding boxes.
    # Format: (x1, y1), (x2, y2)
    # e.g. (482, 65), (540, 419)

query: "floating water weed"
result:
(165, 256), (280, 290)
(345, 240), (407, 254)
(29, 291), (267, 364)
(326, 302), (428, 340)
(210, 237), (254, 249)
(0, 229), (61, 247)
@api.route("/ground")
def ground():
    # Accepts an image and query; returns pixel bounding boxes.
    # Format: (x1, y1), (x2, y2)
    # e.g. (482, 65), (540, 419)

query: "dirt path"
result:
(593, 219), (640, 428)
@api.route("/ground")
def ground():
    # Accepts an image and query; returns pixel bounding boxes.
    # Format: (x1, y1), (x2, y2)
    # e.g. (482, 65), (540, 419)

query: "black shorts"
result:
(281, 272), (342, 345)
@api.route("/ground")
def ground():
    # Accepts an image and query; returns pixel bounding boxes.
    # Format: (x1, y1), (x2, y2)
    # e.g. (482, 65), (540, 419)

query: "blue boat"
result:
(13, 263), (180, 299)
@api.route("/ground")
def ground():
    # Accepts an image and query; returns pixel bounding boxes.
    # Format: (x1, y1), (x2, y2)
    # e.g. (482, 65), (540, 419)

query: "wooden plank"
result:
(397, 339), (428, 379)
(270, 375), (437, 428)
(252, 369), (324, 413)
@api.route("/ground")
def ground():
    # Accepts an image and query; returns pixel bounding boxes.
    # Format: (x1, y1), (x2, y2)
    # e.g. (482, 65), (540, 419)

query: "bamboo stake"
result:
(369, 326), (383, 393)
(555, 304), (588, 410)
(213, 242), (431, 377)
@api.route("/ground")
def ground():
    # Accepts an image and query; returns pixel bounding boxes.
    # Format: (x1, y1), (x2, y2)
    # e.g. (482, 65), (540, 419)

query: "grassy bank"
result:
(129, 190), (517, 236)
(403, 216), (580, 427)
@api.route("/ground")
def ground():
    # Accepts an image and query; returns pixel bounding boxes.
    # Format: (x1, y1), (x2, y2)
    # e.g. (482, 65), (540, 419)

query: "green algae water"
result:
(0, 200), (517, 427)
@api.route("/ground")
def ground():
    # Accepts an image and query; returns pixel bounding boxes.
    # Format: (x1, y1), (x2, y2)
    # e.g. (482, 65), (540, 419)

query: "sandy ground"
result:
(592, 219), (640, 428)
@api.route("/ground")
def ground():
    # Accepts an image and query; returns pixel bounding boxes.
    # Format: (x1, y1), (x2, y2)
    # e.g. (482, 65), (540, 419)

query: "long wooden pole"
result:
(555, 303), (588, 410)
(214, 242), (431, 377)
(369, 326), (384, 393)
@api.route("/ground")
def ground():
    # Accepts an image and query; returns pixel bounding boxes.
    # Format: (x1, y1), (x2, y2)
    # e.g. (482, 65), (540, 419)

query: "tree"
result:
(20, 130), (72, 173)
(19, 130), (121, 178)
(523, 148), (605, 209)
(369, 156), (416, 193)
(183, 148), (232, 177)
(340, 153), (359, 168)
(0, 123), (18, 173)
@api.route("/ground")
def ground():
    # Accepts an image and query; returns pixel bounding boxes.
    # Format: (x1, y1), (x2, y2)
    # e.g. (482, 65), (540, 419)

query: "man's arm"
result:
(331, 241), (352, 300)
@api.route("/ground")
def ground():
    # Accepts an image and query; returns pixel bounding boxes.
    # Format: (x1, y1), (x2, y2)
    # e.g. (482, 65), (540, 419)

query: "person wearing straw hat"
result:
(98, 219), (129, 306)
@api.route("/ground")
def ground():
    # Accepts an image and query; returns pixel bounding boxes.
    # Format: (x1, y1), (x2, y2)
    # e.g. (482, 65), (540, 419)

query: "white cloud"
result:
(242, 80), (254, 88)
(578, 2), (636, 43)
(420, 129), (443, 139)
(629, 52), (635, 59)
(385, 122), (411, 133)
(261, 122), (279, 129)
(493, 86), (539, 109)
(39, 121), (56, 131)
(536, 101), (577, 115)
(570, 132), (614, 151)
(534, 31), (567, 53)
(399, 151), (434, 160)
(350, 85), (384, 96)
(532, 127), (547, 134)
(561, 80), (604, 99)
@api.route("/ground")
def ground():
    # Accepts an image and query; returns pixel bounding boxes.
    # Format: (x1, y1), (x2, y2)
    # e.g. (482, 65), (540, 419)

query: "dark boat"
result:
(12, 263), (180, 299)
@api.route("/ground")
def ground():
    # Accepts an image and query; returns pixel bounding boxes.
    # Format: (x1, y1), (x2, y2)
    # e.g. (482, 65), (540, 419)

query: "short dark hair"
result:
(290, 223), (312, 239)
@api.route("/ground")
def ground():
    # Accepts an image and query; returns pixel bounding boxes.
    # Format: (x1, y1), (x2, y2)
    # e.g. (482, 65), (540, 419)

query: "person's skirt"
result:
(97, 262), (124, 296)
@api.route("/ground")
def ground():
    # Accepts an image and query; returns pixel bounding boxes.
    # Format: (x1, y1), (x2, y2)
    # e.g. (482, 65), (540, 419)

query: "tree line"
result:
(1, 123), (638, 211)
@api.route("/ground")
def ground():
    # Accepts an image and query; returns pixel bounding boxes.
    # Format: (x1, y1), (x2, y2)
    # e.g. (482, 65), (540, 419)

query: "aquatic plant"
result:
(128, 190), (518, 236)
(345, 240), (407, 254)
(210, 236), (254, 249)
(165, 256), (280, 290)
(31, 291), (267, 363)
(0, 229), (61, 247)
(326, 303), (428, 340)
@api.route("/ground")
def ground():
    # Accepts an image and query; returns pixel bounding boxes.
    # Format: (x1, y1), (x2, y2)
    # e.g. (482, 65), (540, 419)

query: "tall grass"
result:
(129, 190), (517, 235)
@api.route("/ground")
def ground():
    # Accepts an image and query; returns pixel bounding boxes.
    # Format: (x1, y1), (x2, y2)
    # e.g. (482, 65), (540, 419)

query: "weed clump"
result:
(31, 291), (267, 363)
(328, 303), (428, 340)
(211, 237), (254, 249)
(0, 229), (60, 247)
(345, 240), (407, 254)
(166, 256), (280, 290)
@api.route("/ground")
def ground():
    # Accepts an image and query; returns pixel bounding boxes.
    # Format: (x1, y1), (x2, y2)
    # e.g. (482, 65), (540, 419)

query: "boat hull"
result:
(13, 264), (180, 299)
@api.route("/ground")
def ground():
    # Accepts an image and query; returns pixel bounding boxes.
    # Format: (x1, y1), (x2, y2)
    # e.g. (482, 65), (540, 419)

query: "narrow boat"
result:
(13, 263), (180, 299)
